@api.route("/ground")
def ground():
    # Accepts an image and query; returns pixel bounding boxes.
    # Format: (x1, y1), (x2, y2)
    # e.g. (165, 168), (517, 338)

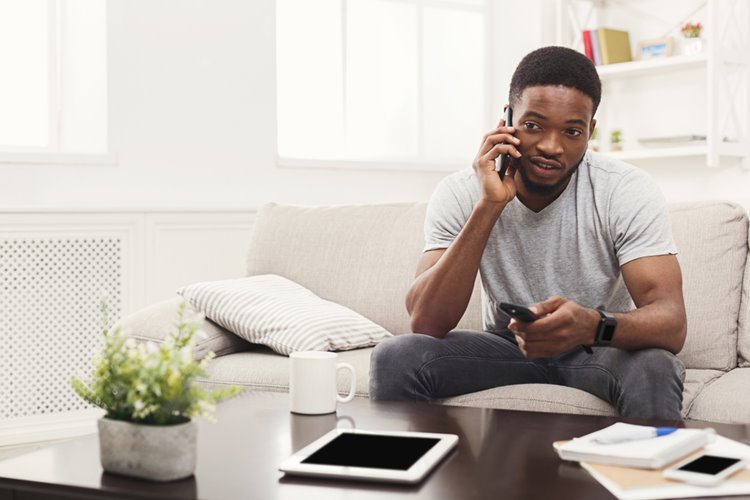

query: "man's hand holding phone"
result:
(506, 296), (601, 359)
(472, 106), (522, 207)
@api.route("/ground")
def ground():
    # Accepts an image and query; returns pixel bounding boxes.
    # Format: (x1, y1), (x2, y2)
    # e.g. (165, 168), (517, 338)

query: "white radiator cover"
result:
(0, 209), (255, 445)
(0, 237), (122, 420)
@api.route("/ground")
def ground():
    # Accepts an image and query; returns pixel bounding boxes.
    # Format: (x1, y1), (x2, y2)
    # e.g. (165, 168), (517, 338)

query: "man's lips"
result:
(529, 156), (563, 170)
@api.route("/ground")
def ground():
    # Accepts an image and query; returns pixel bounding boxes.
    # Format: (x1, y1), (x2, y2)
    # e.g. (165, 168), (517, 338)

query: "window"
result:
(0, 0), (108, 163)
(276, 0), (490, 170)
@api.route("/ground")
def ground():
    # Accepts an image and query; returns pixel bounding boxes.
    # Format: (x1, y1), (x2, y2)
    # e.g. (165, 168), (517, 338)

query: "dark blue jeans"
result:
(369, 330), (685, 420)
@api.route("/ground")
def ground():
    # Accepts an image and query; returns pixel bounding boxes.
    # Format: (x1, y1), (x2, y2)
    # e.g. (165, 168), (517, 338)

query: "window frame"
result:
(274, 0), (494, 173)
(0, 0), (114, 167)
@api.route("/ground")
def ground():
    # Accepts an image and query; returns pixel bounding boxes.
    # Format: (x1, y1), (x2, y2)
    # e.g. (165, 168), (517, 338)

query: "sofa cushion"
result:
(437, 368), (721, 419)
(118, 296), (253, 360)
(201, 352), (724, 421)
(177, 274), (391, 355)
(681, 368), (726, 418)
(687, 368), (750, 424)
(439, 384), (617, 416)
(199, 346), (373, 398)
(669, 202), (748, 370)
(739, 223), (750, 367)
(246, 203), (483, 336)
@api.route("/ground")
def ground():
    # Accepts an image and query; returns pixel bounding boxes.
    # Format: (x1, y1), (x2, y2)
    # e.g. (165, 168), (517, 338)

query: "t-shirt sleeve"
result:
(423, 173), (475, 252)
(608, 169), (677, 266)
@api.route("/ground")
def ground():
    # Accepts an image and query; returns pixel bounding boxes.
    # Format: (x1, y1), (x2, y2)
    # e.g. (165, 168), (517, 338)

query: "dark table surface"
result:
(1, 391), (749, 500)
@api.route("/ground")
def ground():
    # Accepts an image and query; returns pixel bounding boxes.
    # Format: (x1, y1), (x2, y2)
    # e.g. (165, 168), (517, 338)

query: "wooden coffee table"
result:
(0, 391), (748, 499)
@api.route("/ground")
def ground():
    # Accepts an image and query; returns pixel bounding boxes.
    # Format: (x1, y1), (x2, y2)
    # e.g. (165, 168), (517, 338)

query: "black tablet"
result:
(279, 428), (458, 484)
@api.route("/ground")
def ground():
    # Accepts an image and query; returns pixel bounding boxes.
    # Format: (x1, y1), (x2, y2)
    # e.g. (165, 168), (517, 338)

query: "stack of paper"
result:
(555, 423), (715, 469)
(554, 423), (750, 500)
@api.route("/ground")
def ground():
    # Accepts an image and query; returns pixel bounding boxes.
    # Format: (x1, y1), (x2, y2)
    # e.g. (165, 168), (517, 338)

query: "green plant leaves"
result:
(72, 300), (242, 425)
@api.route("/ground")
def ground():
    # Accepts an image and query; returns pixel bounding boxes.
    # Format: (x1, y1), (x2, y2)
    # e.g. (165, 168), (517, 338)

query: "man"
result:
(369, 46), (687, 420)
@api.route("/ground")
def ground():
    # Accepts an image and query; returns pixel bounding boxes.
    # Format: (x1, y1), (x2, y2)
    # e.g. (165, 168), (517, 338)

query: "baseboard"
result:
(0, 409), (104, 447)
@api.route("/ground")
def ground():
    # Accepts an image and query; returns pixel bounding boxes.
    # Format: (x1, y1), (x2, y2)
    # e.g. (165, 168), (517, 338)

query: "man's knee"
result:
(369, 334), (435, 401)
(632, 349), (685, 385)
(619, 348), (685, 419)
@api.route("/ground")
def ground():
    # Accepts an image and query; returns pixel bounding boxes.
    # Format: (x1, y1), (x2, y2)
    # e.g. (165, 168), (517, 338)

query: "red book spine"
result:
(582, 30), (594, 62)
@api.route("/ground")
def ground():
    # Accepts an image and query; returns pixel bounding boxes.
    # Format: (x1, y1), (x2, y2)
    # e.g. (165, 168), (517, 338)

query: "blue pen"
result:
(592, 426), (678, 445)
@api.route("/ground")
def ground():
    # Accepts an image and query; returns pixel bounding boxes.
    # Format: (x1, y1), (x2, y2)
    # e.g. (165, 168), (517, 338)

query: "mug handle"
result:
(335, 362), (356, 404)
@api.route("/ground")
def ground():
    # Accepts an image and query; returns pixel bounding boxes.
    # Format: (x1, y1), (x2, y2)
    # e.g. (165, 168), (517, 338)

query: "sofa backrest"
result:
(737, 212), (750, 368)
(669, 201), (749, 370)
(246, 201), (750, 371)
(246, 203), (483, 336)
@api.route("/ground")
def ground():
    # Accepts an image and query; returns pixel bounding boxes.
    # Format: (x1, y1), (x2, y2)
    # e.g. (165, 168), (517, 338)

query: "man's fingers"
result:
(531, 295), (566, 316)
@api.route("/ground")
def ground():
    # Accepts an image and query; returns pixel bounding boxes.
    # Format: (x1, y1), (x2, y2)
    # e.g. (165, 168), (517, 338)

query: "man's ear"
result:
(589, 119), (597, 139)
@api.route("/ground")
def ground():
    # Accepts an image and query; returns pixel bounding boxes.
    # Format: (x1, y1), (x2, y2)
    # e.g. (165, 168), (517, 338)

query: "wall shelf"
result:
(556, 0), (750, 169)
(597, 54), (707, 80)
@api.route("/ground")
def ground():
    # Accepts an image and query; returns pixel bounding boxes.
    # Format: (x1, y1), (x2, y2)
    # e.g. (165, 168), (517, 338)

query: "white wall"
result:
(0, 0), (747, 210)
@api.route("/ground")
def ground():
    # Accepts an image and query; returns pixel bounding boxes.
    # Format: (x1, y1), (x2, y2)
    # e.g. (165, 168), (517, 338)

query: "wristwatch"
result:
(594, 309), (617, 347)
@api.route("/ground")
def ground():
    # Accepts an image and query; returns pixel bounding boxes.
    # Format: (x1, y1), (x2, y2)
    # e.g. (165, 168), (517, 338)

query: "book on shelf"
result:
(598, 28), (632, 64)
(591, 30), (603, 65)
(582, 28), (632, 65)
(583, 30), (594, 62)
(554, 423), (715, 469)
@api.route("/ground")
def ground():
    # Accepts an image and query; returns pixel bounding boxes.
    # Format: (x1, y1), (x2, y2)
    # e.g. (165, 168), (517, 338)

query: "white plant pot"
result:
(683, 37), (704, 56)
(98, 417), (197, 482)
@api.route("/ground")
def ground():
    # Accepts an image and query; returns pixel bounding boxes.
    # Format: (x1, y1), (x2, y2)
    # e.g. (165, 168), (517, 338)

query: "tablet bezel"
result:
(278, 428), (459, 484)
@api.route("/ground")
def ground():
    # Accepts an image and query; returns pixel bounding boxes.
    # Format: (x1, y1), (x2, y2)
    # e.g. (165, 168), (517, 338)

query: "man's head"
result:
(506, 46), (601, 202)
(509, 46), (601, 117)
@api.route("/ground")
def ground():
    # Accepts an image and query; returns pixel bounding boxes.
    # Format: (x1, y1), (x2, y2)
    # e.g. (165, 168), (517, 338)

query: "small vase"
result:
(683, 37), (704, 56)
(98, 417), (197, 481)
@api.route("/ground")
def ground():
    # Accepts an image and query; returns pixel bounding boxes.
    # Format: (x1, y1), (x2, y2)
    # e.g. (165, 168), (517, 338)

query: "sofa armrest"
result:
(117, 296), (253, 360)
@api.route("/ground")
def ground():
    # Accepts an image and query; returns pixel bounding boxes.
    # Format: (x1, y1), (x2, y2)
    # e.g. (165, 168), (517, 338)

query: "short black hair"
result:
(509, 46), (601, 116)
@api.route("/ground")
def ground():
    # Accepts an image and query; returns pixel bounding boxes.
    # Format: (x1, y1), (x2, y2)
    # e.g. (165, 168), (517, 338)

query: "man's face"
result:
(511, 85), (595, 197)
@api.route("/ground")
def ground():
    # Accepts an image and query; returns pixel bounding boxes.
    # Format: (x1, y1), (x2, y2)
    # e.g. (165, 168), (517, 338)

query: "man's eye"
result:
(566, 129), (583, 137)
(523, 122), (540, 130)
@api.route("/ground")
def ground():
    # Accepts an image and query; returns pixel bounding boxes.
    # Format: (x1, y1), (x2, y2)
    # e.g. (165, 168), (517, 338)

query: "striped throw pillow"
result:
(176, 274), (392, 355)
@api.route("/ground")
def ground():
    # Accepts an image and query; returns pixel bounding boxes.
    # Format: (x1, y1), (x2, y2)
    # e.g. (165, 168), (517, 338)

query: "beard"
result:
(516, 155), (584, 196)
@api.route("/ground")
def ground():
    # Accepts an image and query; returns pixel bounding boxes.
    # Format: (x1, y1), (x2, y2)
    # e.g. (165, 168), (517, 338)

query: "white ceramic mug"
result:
(289, 351), (356, 415)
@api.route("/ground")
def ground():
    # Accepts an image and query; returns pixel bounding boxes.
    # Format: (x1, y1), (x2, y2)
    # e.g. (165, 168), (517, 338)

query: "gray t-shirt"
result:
(424, 151), (677, 333)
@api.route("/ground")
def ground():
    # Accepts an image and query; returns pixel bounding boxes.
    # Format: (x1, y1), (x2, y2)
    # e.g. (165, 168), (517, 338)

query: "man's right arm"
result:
(406, 117), (522, 338)
(406, 200), (507, 337)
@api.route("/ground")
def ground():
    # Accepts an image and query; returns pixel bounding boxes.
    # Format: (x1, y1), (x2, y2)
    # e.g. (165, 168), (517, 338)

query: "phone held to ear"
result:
(495, 106), (514, 180)
(663, 453), (748, 487)
(499, 302), (538, 322)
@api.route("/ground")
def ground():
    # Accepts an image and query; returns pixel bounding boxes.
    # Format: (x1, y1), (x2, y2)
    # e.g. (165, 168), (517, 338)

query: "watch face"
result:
(601, 322), (616, 342)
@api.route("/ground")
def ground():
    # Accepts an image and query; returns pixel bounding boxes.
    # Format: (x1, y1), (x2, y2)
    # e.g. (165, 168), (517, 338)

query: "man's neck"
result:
(515, 177), (572, 213)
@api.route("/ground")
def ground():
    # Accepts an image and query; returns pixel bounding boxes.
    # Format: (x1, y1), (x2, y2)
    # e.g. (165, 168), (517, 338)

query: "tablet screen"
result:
(301, 433), (441, 470)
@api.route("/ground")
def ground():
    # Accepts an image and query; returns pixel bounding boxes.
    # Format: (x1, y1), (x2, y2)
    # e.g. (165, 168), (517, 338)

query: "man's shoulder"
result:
(440, 166), (477, 187)
(585, 151), (646, 179)
(432, 167), (479, 202)
(582, 152), (656, 192)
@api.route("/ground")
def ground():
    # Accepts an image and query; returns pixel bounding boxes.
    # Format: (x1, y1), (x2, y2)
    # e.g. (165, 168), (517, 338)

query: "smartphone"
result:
(663, 453), (748, 487)
(495, 106), (514, 180)
(499, 302), (539, 322)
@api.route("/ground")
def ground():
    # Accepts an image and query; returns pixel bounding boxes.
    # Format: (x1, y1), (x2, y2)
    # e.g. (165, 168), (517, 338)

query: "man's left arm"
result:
(607, 253), (687, 353)
(511, 254), (687, 357)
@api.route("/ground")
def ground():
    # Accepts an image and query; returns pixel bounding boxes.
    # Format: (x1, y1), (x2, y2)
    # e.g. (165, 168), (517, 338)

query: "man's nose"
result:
(537, 132), (563, 156)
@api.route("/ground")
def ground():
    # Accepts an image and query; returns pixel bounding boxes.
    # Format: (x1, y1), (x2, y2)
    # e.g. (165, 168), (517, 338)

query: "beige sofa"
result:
(122, 201), (750, 424)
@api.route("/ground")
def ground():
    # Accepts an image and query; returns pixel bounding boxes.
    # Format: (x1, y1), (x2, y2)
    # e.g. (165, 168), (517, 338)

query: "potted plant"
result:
(681, 21), (704, 56)
(72, 301), (242, 481)
(610, 129), (623, 151)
